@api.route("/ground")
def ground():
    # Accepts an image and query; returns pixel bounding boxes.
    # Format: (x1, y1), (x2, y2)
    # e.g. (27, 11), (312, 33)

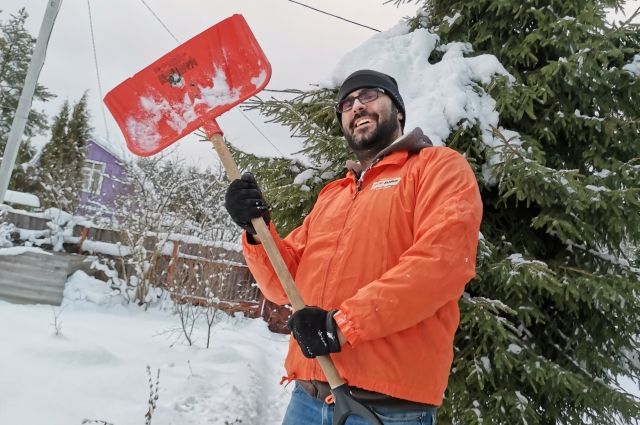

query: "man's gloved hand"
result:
(224, 172), (270, 235)
(287, 307), (341, 359)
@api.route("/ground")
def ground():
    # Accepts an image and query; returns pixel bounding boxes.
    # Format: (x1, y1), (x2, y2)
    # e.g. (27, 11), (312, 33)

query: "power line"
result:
(287, 0), (381, 32)
(87, 0), (110, 141)
(138, 0), (180, 44)
(137, 0), (285, 157)
(237, 109), (286, 157)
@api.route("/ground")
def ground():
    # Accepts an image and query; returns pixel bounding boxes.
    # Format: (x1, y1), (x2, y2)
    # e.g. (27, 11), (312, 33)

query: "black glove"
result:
(224, 172), (270, 235)
(287, 307), (341, 358)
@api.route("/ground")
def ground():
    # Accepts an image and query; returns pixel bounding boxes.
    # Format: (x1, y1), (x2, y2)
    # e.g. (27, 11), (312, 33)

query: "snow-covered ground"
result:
(0, 271), (291, 425)
(1, 270), (638, 424)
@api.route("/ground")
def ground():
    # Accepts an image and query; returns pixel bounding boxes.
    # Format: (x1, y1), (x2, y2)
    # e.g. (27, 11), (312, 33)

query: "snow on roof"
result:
(89, 135), (132, 163)
(3, 190), (40, 208)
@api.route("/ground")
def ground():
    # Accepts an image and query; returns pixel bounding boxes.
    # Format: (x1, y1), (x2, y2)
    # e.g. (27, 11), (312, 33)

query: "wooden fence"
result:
(1, 209), (290, 331)
(70, 223), (260, 303)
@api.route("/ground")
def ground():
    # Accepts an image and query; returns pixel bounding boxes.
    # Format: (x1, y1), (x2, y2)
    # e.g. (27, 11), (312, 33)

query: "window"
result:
(81, 160), (106, 194)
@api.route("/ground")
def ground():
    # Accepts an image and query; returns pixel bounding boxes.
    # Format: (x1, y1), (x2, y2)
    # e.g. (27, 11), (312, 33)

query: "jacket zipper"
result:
(312, 177), (359, 379)
(312, 162), (379, 379)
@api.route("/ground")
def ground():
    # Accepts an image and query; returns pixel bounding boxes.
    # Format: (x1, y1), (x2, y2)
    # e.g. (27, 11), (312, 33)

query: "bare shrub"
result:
(93, 156), (240, 306)
(81, 366), (160, 425)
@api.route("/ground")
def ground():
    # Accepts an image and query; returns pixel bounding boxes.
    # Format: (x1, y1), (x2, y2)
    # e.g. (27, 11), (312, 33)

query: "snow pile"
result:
(62, 270), (129, 306)
(18, 207), (82, 252)
(43, 207), (73, 226)
(0, 216), (14, 248)
(0, 271), (291, 425)
(323, 21), (515, 149)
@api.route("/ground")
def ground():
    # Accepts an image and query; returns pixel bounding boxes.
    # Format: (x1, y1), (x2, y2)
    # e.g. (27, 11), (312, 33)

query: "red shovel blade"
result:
(104, 14), (271, 156)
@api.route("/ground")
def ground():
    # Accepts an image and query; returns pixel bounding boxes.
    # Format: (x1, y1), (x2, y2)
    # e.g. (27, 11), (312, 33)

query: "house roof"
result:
(27, 134), (132, 167)
(89, 135), (131, 163)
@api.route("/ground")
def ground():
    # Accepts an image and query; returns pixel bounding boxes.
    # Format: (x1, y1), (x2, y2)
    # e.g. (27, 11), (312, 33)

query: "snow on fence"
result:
(2, 210), (257, 303)
(2, 208), (290, 332)
(71, 225), (261, 303)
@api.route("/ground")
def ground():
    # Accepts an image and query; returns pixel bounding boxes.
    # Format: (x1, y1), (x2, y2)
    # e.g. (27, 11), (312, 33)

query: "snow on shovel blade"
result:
(104, 14), (271, 157)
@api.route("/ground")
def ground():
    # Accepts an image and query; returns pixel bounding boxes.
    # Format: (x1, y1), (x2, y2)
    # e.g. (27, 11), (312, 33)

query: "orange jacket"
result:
(243, 128), (483, 406)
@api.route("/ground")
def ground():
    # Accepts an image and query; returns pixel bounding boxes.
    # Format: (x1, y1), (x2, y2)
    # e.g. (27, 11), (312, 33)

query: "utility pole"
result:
(0, 0), (63, 204)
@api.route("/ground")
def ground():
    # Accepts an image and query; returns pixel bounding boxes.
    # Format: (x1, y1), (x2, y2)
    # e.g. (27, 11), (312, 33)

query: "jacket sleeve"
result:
(334, 148), (483, 346)
(242, 215), (311, 305)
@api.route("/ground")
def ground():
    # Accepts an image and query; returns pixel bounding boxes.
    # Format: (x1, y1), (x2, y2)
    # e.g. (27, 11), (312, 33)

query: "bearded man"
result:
(225, 69), (483, 424)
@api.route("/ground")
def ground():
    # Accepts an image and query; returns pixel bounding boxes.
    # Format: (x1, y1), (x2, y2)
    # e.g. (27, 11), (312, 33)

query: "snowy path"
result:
(0, 272), (291, 425)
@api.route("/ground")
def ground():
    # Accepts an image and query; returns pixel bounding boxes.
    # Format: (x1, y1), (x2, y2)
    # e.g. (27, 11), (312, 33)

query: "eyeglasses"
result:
(335, 88), (385, 113)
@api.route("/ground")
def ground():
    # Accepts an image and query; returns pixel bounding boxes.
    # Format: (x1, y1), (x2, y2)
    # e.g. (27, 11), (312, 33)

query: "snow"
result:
(442, 12), (461, 26)
(508, 253), (547, 267)
(251, 69), (268, 88)
(321, 21), (523, 184)
(125, 68), (241, 150)
(0, 246), (51, 256)
(507, 344), (523, 355)
(126, 109), (163, 151)
(2, 189), (40, 208)
(574, 109), (605, 121)
(199, 68), (241, 108)
(585, 185), (609, 192)
(293, 168), (317, 186)
(91, 134), (132, 163)
(43, 207), (73, 225)
(480, 356), (492, 372)
(623, 54), (640, 76)
(593, 169), (612, 178)
(75, 236), (242, 259)
(2, 11), (638, 425)
(0, 271), (291, 425)
(323, 21), (514, 150)
(79, 239), (132, 257)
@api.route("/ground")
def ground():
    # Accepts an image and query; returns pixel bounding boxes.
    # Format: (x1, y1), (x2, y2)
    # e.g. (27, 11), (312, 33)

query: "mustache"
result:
(349, 112), (378, 130)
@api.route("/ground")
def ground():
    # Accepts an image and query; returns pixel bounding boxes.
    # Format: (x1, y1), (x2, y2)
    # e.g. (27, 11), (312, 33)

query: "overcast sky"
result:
(1, 0), (418, 168)
(2, 1), (638, 169)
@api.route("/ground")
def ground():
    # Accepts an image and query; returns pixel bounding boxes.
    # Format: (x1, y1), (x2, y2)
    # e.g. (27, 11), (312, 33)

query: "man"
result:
(225, 69), (483, 424)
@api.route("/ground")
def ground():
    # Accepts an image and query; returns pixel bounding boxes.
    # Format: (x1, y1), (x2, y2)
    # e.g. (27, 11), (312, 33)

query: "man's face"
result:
(340, 88), (402, 155)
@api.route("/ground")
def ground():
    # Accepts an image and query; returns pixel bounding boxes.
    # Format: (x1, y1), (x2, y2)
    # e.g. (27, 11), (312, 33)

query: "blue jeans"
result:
(281, 383), (437, 425)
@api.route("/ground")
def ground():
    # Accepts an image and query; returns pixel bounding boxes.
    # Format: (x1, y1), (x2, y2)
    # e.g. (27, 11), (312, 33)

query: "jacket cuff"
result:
(242, 222), (279, 255)
(334, 310), (362, 346)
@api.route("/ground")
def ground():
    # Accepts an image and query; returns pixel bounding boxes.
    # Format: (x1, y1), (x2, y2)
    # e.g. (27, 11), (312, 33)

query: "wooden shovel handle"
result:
(209, 133), (344, 388)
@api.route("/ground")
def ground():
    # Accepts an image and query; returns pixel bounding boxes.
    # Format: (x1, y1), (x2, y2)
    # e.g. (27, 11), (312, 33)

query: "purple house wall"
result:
(76, 138), (129, 217)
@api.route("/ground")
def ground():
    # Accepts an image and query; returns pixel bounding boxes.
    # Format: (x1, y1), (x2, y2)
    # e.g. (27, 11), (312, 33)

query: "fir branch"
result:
(612, 5), (640, 31)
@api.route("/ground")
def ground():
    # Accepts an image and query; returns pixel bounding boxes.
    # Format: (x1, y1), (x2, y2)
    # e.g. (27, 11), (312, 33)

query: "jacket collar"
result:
(346, 127), (433, 176)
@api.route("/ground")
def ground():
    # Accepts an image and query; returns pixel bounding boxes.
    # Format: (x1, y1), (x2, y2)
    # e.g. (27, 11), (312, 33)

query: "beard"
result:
(342, 106), (400, 156)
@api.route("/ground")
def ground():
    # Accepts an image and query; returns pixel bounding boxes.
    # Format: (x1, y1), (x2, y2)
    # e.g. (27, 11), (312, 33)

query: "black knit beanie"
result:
(336, 69), (406, 130)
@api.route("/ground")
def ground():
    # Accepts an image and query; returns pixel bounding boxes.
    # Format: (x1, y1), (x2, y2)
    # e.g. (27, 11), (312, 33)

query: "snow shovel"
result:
(103, 14), (382, 425)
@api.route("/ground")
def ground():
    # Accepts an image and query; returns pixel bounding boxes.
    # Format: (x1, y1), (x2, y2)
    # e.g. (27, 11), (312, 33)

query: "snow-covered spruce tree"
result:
(38, 93), (91, 212)
(412, 1), (640, 424)
(235, 1), (640, 423)
(5, 138), (38, 193)
(0, 8), (54, 191)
